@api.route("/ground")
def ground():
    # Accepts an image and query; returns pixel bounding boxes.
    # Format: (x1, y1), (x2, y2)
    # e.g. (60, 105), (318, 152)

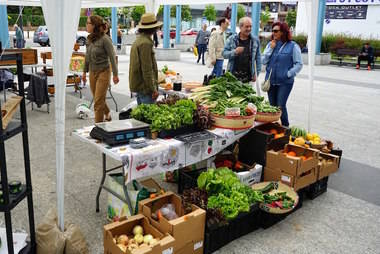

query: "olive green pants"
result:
(89, 68), (110, 123)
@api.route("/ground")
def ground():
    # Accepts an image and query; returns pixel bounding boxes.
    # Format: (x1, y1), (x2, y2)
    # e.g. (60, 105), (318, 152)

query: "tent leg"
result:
(96, 153), (107, 212)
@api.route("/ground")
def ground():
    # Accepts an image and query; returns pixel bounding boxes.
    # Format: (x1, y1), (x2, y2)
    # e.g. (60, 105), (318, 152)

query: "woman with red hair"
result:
(262, 22), (303, 127)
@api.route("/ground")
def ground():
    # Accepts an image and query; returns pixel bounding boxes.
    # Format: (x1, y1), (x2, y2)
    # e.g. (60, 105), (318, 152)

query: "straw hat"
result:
(137, 13), (162, 29)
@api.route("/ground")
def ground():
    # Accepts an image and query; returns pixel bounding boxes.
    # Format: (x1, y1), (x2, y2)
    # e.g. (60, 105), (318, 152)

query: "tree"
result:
(157, 5), (192, 22)
(237, 4), (246, 22)
(131, 6), (145, 24)
(203, 5), (216, 25)
(260, 6), (271, 29)
(93, 8), (111, 18)
(286, 10), (297, 29)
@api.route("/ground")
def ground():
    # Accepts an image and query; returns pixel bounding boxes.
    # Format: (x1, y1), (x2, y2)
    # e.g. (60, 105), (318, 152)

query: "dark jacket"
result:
(222, 33), (261, 78)
(361, 46), (374, 58)
(129, 33), (158, 95)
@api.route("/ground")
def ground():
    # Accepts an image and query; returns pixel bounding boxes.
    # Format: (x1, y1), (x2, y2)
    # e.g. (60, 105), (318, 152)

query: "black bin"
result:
(238, 123), (290, 166)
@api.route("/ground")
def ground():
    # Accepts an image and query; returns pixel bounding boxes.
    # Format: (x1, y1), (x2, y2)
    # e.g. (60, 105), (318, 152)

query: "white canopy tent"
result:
(1, 0), (319, 231)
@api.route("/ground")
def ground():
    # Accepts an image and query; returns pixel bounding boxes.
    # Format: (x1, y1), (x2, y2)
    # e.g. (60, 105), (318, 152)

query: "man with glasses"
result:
(223, 17), (261, 83)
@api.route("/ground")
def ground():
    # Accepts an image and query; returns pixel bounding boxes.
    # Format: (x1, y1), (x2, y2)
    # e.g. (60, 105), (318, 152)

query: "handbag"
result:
(261, 69), (272, 92)
(261, 42), (287, 92)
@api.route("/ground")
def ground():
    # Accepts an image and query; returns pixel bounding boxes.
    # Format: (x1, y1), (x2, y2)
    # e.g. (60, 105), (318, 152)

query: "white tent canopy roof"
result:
(1, 0), (319, 231)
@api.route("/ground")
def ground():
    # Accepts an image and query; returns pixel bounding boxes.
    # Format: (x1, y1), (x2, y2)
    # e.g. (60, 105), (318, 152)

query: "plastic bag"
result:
(159, 204), (178, 220)
(193, 46), (198, 57)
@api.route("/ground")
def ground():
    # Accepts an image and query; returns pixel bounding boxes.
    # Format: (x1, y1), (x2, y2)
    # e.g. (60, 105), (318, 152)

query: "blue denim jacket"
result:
(222, 33), (261, 78)
(262, 40), (303, 85)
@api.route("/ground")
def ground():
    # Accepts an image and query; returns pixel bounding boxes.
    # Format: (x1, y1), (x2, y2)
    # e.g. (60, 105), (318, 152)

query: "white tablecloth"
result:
(73, 126), (252, 183)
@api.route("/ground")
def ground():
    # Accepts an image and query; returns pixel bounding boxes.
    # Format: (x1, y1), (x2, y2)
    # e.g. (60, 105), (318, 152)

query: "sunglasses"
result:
(272, 29), (280, 33)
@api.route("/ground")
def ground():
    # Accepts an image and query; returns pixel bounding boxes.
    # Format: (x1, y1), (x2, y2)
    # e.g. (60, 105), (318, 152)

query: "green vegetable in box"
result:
(197, 167), (264, 220)
(131, 99), (196, 132)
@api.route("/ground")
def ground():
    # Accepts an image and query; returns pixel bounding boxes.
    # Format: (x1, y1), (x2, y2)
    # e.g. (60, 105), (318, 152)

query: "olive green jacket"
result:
(129, 34), (158, 95)
(84, 35), (118, 76)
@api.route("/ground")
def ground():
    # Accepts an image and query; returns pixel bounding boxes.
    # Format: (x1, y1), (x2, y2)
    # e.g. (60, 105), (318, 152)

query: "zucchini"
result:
(257, 182), (274, 193)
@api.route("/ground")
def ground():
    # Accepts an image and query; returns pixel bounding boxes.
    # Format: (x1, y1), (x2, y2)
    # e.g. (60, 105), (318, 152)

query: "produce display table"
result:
(72, 125), (257, 213)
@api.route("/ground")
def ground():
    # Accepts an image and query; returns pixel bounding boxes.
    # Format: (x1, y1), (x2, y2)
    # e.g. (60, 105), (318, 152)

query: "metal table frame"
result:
(96, 153), (133, 215)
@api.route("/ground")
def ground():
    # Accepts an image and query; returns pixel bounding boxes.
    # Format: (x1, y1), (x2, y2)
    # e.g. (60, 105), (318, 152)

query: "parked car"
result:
(33, 26), (49, 46)
(159, 29), (176, 39)
(33, 26), (88, 47)
(76, 31), (89, 46)
(181, 28), (198, 36)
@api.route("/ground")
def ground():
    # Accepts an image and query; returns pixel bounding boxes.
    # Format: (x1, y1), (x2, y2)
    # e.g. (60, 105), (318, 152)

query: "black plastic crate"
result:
(204, 204), (261, 254)
(238, 123), (290, 166)
(306, 176), (329, 200)
(177, 168), (206, 194)
(158, 124), (197, 139)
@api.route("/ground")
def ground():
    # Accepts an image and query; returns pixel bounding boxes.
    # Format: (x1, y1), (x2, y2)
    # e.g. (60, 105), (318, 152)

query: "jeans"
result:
(267, 83), (294, 127)
(16, 39), (24, 48)
(211, 59), (224, 77)
(197, 44), (207, 64)
(90, 68), (111, 123)
(136, 93), (155, 105)
(357, 55), (372, 67)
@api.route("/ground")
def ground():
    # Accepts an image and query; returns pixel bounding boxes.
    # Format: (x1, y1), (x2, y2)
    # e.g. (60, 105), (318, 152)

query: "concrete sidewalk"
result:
(1, 49), (380, 253)
(1, 92), (380, 254)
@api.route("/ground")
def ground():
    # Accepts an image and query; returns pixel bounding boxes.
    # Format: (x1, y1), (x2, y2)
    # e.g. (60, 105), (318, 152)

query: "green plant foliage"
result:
(203, 5), (217, 24)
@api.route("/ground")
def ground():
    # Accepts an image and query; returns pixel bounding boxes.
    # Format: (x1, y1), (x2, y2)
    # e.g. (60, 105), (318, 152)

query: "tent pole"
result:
(316, 0), (326, 54)
(175, 5), (181, 45)
(231, 3), (237, 34)
(163, 5), (170, 48)
(112, 7), (117, 45)
(0, 5), (10, 49)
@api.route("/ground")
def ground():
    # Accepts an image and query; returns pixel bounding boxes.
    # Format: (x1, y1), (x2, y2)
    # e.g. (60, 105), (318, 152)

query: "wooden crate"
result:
(1, 96), (23, 129)
(0, 49), (38, 66)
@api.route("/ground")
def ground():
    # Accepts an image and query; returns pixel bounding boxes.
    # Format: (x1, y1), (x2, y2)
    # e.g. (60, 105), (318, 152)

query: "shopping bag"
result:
(64, 223), (89, 254)
(193, 46), (198, 57)
(36, 208), (66, 254)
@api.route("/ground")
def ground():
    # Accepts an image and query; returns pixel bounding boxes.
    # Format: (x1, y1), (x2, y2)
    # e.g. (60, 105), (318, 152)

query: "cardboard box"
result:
(266, 144), (319, 177)
(264, 166), (317, 191)
(235, 164), (263, 186)
(139, 192), (206, 254)
(318, 153), (339, 180)
(104, 214), (175, 254)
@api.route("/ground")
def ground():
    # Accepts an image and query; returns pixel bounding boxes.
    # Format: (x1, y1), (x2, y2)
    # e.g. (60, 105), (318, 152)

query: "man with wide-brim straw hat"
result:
(129, 13), (163, 105)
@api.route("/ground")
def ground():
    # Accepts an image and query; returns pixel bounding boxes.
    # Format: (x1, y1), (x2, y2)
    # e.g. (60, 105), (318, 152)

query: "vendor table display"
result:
(73, 124), (253, 213)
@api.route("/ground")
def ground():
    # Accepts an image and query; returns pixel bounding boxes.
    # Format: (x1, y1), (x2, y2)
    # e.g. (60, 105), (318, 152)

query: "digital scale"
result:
(90, 119), (151, 146)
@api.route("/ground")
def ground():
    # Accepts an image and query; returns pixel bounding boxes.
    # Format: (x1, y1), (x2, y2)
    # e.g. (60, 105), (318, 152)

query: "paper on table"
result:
(0, 228), (28, 254)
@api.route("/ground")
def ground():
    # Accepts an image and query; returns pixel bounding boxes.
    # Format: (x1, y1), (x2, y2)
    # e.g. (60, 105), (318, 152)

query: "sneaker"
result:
(368, 66), (371, 71)
(356, 64), (360, 69)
